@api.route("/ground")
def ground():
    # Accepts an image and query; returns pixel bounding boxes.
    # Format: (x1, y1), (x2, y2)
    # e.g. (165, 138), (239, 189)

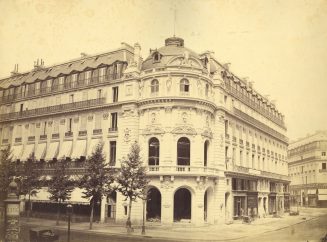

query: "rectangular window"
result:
(97, 89), (102, 99)
(95, 113), (102, 130)
(322, 152), (326, 156)
(322, 163), (326, 170)
(109, 141), (116, 166)
(69, 94), (74, 103)
(110, 112), (118, 130)
(68, 118), (72, 132)
(80, 115), (87, 131)
(112, 87), (118, 102)
(240, 150), (243, 166)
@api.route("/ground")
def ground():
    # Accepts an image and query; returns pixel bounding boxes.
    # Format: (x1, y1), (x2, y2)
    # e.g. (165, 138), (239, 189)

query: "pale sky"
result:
(0, 0), (326, 141)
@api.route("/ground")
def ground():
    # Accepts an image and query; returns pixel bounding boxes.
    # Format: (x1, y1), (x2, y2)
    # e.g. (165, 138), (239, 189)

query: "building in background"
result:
(288, 131), (327, 208)
(0, 36), (289, 224)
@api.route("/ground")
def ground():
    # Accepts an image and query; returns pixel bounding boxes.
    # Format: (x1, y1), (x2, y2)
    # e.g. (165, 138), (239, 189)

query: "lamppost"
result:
(141, 199), (146, 235)
(4, 179), (20, 242)
(66, 203), (73, 242)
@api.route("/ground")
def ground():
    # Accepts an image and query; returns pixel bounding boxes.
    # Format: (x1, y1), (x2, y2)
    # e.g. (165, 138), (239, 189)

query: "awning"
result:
(70, 188), (90, 204)
(11, 145), (23, 160)
(44, 142), (59, 161)
(21, 144), (35, 161)
(318, 194), (327, 201)
(71, 139), (87, 159)
(318, 189), (327, 195)
(57, 140), (73, 159)
(307, 189), (317, 195)
(35, 143), (47, 160)
(31, 188), (50, 201)
(87, 139), (101, 157)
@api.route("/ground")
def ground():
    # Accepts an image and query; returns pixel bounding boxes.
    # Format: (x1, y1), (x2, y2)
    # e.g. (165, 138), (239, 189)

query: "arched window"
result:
(149, 137), (160, 166)
(153, 52), (161, 62)
(204, 140), (209, 166)
(180, 79), (189, 93)
(151, 79), (159, 94)
(177, 137), (190, 166)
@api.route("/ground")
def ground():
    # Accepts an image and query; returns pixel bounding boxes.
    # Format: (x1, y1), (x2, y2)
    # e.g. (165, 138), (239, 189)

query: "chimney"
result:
(249, 81), (254, 89)
(134, 42), (141, 67)
(34, 58), (45, 70)
(10, 64), (20, 76)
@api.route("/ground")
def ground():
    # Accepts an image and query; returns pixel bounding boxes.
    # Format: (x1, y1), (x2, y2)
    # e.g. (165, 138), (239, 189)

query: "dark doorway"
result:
(146, 187), (161, 222)
(174, 188), (191, 221)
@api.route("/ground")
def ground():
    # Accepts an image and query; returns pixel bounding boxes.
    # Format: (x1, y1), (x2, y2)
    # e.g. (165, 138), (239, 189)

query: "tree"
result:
(79, 141), (115, 230)
(16, 152), (42, 220)
(116, 142), (149, 233)
(48, 158), (74, 225)
(0, 145), (14, 205)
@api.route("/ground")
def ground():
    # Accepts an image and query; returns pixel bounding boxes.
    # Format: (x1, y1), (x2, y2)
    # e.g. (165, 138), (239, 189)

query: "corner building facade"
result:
(288, 131), (327, 207)
(0, 37), (289, 224)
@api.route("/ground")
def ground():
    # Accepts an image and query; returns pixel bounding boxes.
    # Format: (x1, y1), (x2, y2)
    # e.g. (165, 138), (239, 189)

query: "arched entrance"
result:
(146, 187), (161, 222)
(204, 187), (214, 223)
(174, 188), (191, 222)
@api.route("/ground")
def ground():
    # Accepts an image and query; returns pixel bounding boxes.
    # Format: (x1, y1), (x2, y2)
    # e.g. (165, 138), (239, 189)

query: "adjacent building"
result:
(0, 37), (289, 225)
(288, 131), (327, 207)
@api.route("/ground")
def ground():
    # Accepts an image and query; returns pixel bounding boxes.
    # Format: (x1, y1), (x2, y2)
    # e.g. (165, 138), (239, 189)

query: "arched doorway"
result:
(174, 188), (191, 222)
(146, 187), (161, 222)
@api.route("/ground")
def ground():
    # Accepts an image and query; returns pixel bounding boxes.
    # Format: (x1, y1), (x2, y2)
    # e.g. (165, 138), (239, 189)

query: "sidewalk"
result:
(21, 207), (327, 241)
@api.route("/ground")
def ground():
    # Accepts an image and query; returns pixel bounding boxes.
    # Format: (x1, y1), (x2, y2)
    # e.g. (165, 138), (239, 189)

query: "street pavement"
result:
(14, 207), (327, 242)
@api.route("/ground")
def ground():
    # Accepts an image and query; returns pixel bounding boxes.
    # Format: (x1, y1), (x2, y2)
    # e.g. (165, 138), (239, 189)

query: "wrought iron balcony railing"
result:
(0, 97), (106, 122)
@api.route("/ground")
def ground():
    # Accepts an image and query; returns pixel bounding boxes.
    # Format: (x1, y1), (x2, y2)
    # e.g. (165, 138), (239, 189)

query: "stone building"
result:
(288, 131), (327, 207)
(0, 37), (289, 224)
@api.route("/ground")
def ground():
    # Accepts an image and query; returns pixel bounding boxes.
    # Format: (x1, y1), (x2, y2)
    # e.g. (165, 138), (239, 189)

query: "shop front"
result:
(247, 192), (258, 218)
(268, 193), (277, 214)
(233, 194), (246, 219)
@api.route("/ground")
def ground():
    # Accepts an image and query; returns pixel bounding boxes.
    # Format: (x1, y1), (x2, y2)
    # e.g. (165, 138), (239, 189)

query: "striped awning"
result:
(57, 140), (73, 159)
(21, 144), (35, 161)
(35, 143), (47, 160)
(11, 145), (23, 160)
(87, 139), (101, 157)
(44, 142), (59, 161)
(71, 139), (86, 159)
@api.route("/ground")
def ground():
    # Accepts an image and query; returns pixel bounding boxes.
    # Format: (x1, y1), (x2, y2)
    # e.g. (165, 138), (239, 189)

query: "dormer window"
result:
(153, 52), (161, 62)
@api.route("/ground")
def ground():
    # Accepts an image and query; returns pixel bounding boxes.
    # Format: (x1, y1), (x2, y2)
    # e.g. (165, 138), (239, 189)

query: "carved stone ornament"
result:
(103, 113), (109, 120)
(182, 112), (188, 124)
(60, 119), (65, 125)
(36, 123), (41, 128)
(88, 115), (93, 121)
(139, 81), (144, 96)
(165, 106), (172, 113)
(151, 113), (156, 123)
(201, 128), (213, 139)
(48, 121), (53, 126)
(124, 128), (131, 143)
(142, 125), (165, 135)
(171, 126), (197, 136)
(160, 176), (173, 190)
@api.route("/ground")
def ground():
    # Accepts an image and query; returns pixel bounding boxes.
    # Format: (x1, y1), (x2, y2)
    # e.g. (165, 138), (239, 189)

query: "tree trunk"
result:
(56, 200), (60, 226)
(126, 197), (133, 233)
(90, 199), (94, 230)
(27, 192), (31, 221)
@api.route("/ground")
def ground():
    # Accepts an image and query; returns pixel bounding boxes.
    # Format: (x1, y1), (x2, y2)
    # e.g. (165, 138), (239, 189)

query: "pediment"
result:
(171, 126), (197, 135)
(167, 56), (203, 68)
(201, 128), (213, 139)
(142, 125), (165, 135)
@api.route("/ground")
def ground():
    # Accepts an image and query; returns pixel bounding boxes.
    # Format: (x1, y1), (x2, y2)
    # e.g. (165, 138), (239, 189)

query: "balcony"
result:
(28, 136), (35, 142)
(233, 108), (288, 143)
(78, 130), (87, 136)
(0, 97), (106, 122)
(40, 135), (47, 140)
(65, 131), (73, 138)
(109, 127), (118, 132)
(15, 137), (22, 143)
(93, 129), (102, 135)
(146, 165), (223, 177)
(52, 133), (59, 139)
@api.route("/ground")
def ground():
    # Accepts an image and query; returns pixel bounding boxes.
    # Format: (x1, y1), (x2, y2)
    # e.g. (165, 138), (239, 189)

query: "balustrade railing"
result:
(0, 97), (106, 121)
(146, 165), (221, 175)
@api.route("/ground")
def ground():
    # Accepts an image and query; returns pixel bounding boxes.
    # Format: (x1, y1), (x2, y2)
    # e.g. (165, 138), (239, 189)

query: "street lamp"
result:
(66, 203), (73, 242)
(142, 199), (146, 235)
